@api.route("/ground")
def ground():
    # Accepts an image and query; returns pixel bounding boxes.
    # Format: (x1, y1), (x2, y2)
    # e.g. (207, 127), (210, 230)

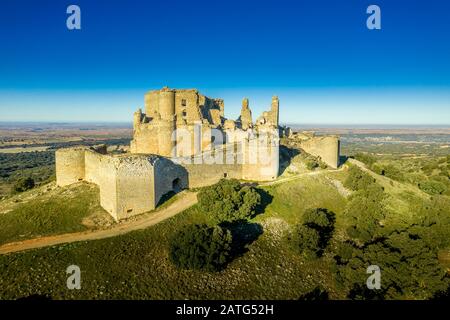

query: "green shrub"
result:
(335, 233), (449, 300)
(13, 177), (35, 193)
(302, 208), (334, 230)
(419, 180), (447, 195)
(169, 224), (232, 272)
(344, 166), (376, 191)
(344, 182), (387, 243)
(197, 179), (261, 223)
(296, 208), (336, 259)
(305, 158), (319, 170)
(354, 153), (377, 167)
(372, 164), (404, 181)
(335, 242), (354, 264)
(296, 225), (321, 259)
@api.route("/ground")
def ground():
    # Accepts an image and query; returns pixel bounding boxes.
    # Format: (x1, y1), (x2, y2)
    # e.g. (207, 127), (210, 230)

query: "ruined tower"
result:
(239, 98), (253, 130)
(158, 87), (176, 157)
(270, 96), (279, 125)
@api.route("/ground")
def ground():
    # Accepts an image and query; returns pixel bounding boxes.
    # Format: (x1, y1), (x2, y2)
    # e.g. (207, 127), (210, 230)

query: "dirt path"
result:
(0, 191), (198, 255)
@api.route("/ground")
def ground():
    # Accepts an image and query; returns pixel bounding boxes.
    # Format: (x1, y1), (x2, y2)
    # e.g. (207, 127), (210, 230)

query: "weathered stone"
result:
(55, 87), (300, 221)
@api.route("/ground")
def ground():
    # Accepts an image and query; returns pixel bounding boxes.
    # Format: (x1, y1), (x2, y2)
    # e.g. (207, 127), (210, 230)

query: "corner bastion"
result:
(56, 146), (187, 221)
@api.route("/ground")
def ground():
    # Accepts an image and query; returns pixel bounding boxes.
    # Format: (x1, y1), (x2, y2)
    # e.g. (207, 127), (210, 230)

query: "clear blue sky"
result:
(0, 0), (449, 124)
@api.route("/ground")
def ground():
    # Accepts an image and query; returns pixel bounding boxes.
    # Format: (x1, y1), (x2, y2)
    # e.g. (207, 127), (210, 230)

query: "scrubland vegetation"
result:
(353, 152), (450, 196)
(0, 132), (449, 300)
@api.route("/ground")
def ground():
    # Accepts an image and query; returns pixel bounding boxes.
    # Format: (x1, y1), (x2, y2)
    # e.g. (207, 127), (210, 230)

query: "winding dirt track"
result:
(0, 191), (198, 255)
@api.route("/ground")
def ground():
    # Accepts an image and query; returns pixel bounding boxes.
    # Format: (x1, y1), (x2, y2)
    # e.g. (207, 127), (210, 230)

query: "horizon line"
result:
(1, 121), (450, 128)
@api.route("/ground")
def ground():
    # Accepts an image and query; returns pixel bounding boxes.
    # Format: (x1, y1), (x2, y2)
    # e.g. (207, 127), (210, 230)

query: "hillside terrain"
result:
(0, 129), (449, 300)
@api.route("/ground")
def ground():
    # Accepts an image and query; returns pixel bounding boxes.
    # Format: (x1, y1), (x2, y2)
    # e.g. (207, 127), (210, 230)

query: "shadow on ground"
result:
(279, 145), (301, 176)
(298, 287), (329, 300)
(254, 188), (274, 217)
(220, 221), (264, 261)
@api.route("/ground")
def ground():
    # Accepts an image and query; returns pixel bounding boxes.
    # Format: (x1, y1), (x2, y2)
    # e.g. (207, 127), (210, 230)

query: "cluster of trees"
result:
(0, 151), (54, 179)
(197, 179), (261, 224)
(334, 165), (450, 299)
(296, 208), (335, 259)
(0, 151), (55, 196)
(418, 157), (449, 196)
(169, 179), (263, 272)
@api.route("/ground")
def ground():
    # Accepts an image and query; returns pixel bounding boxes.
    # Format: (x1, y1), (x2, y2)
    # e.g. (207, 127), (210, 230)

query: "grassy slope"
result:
(0, 163), (448, 300)
(0, 173), (349, 300)
(0, 183), (111, 245)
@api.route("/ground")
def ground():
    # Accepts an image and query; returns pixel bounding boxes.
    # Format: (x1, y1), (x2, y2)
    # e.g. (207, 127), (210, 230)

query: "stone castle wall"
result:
(56, 88), (330, 221)
(95, 155), (118, 218)
(55, 147), (86, 186)
(153, 157), (189, 204)
(56, 147), (189, 221)
(298, 135), (340, 169)
(114, 156), (156, 221)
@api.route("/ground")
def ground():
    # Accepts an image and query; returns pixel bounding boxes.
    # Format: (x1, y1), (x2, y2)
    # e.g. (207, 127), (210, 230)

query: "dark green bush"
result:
(335, 233), (449, 300)
(296, 225), (320, 259)
(197, 179), (261, 223)
(344, 182), (386, 243)
(296, 208), (335, 259)
(169, 224), (232, 272)
(302, 208), (334, 229)
(13, 177), (35, 193)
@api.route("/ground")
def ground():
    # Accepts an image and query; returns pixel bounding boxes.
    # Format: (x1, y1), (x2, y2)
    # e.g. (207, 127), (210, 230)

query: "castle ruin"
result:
(56, 87), (340, 221)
